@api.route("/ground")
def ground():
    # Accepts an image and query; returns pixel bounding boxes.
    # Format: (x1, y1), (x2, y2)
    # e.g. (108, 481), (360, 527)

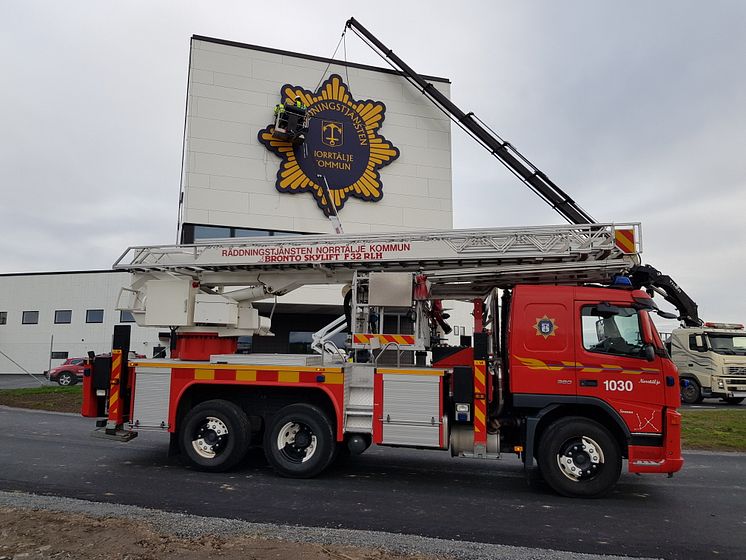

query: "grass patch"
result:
(680, 409), (746, 452)
(0, 386), (82, 413)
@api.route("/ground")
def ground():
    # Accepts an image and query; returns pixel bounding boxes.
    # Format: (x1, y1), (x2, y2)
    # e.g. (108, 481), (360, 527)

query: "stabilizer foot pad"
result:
(91, 428), (138, 442)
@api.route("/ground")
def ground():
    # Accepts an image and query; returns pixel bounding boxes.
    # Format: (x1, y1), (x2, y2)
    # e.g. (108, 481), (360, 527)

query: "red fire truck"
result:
(82, 224), (689, 497)
(82, 19), (699, 497)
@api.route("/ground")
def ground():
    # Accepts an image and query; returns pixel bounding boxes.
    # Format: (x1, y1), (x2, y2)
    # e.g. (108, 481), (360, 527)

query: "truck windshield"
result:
(706, 333), (746, 356)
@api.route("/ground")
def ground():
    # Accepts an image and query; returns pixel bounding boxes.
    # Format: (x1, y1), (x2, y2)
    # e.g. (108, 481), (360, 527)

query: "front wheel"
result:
(680, 377), (703, 404)
(537, 417), (622, 498)
(264, 404), (335, 478)
(57, 371), (75, 386)
(179, 400), (250, 472)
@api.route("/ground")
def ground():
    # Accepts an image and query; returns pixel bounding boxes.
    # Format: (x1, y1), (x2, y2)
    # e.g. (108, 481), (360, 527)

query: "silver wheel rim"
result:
(557, 435), (605, 482)
(276, 421), (317, 463)
(191, 416), (229, 459)
(59, 374), (71, 386)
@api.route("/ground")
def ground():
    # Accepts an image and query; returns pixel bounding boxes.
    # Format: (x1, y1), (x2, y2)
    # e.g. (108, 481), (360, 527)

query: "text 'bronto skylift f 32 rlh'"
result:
(81, 18), (700, 498)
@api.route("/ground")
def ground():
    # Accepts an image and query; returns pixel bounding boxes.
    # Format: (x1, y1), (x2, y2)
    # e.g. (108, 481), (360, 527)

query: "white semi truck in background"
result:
(665, 323), (746, 404)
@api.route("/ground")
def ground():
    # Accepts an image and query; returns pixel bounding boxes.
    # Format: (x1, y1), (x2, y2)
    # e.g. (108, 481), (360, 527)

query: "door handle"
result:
(579, 379), (598, 387)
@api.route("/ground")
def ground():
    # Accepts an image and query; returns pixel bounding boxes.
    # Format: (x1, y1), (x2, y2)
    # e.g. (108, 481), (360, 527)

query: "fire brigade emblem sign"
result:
(534, 315), (558, 339)
(258, 74), (399, 215)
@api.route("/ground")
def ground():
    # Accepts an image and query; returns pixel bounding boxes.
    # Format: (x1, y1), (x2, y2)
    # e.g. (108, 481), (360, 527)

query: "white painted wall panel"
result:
(181, 37), (453, 234)
(0, 272), (162, 375)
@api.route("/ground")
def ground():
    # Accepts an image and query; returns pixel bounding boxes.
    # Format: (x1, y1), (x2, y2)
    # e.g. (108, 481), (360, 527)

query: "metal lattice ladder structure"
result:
(113, 223), (641, 294)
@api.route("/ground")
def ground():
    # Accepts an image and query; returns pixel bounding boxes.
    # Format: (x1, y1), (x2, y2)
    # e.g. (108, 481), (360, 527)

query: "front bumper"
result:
(628, 409), (684, 474)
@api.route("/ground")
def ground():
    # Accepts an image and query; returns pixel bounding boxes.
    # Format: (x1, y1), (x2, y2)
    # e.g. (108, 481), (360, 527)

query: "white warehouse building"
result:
(0, 36), (472, 376)
(0, 271), (164, 375)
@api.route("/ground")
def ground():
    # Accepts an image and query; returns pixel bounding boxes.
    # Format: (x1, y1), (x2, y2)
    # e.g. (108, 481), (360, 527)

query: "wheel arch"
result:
(515, 395), (631, 469)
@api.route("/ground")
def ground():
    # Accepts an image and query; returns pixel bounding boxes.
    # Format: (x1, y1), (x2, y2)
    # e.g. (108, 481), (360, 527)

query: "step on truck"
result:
(666, 323), (746, 405)
(82, 223), (687, 497)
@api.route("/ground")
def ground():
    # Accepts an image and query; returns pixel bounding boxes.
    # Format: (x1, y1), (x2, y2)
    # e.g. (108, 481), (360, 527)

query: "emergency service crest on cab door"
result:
(534, 315), (558, 339)
(258, 74), (399, 215)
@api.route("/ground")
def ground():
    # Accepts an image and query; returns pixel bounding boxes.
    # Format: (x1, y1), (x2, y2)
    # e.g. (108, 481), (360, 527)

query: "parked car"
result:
(46, 358), (85, 386)
(45, 352), (147, 386)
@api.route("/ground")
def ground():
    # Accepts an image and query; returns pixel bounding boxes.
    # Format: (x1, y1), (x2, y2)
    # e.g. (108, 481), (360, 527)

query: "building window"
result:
(288, 331), (346, 354)
(22, 311), (39, 325)
(193, 225), (232, 240)
(181, 222), (306, 243)
(120, 310), (136, 323)
(0, 311), (6, 325)
(55, 310), (72, 324)
(86, 309), (104, 323)
(50, 351), (69, 360)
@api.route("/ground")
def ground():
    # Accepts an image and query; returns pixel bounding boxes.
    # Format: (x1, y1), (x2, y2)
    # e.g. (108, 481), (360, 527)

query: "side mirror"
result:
(642, 344), (656, 362)
(694, 334), (707, 352)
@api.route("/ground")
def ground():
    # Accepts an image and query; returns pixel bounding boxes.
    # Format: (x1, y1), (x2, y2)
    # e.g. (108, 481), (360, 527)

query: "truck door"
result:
(575, 301), (666, 434)
(509, 286), (576, 396)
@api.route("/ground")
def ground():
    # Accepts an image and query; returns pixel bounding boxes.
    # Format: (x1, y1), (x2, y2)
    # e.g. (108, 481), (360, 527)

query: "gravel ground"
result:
(0, 491), (658, 560)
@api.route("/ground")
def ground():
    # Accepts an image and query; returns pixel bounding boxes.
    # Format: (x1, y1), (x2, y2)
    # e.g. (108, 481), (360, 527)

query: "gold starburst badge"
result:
(258, 74), (399, 215)
(533, 315), (558, 339)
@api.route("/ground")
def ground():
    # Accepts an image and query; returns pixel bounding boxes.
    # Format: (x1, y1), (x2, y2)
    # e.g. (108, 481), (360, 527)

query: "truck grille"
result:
(727, 366), (746, 375)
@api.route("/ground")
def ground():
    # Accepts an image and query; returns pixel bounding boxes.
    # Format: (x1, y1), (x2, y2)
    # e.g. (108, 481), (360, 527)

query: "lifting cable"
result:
(314, 27), (349, 93)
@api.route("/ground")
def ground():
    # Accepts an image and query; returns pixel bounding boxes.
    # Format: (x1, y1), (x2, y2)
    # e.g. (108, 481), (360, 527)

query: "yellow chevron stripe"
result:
(615, 229), (636, 253)
(474, 406), (486, 425)
(108, 392), (118, 408)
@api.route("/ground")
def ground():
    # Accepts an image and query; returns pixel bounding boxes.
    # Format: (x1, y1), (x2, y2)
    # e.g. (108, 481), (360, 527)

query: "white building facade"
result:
(178, 36), (453, 241)
(0, 272), (162, 374)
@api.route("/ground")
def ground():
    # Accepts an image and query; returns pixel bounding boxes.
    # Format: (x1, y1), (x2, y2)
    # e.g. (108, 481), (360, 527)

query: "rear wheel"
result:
(538, 417), (621, 498)
(179, 400), (250, 472)
(680, 377), (703, 404)
(264, 404), (335, 478)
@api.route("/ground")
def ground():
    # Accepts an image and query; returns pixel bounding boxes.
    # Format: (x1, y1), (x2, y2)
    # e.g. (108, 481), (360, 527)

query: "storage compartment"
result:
(131, 367), (172, 430)
(374, 369), (444, 448)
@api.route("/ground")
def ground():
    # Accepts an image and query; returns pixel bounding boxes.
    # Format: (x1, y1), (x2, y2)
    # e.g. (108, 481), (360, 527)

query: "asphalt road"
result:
(0, 407), (744, 559)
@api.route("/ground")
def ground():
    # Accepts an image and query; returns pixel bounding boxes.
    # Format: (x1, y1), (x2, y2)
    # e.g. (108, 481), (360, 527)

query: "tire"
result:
(723, 397), (745, 405)
(537, 417), (622, 498)
(179, 400), (250, 472)
(57, 371), (75, 386)
(680, 377), (703, 404)
(264, 404), (335, 478)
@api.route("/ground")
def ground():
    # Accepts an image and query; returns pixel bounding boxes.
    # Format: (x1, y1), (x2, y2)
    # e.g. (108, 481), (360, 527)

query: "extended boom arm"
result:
(345, 17), (594, 225)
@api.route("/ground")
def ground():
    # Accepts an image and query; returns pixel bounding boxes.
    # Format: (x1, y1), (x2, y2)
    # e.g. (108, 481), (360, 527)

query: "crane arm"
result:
(629, 264), (701, 327)
(345, 17), (594, 225)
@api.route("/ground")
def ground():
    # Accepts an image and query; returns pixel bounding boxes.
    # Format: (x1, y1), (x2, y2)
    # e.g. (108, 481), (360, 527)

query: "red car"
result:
(46, 358), (85, 386)
(45, 352), (147, 386)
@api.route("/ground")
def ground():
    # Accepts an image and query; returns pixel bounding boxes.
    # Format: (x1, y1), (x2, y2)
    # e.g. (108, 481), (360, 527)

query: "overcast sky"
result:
(1, 1), (745, 325)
